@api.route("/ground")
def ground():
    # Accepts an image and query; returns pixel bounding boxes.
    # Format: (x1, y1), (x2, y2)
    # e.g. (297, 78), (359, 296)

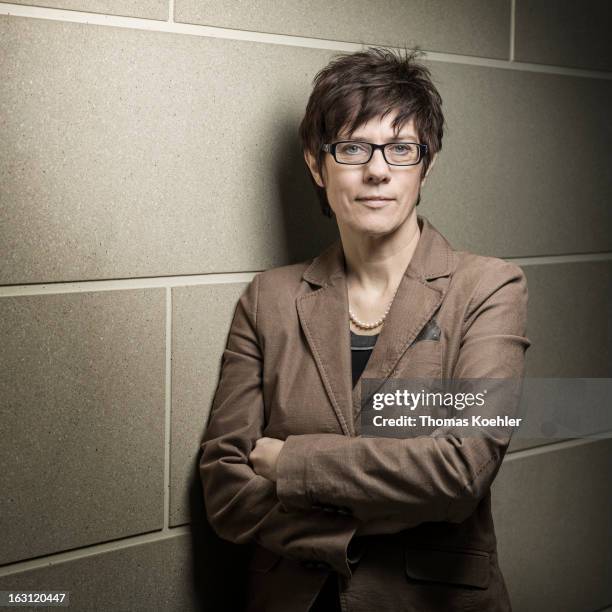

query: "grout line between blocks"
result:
(0, 272), (258, 297)
(0, 0), (609, 585)
(0, 3), (611, 80)
(506, 252), (612, 267)
(163, 287), (172, 532)
(0, 436), (608, 576)
(505, 436), (609, 461)
(0, 526), (192, 577)
(0, 253), (611, 297)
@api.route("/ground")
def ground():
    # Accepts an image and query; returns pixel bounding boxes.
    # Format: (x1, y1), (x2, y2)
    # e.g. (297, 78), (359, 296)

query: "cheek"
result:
(329, 175), (357, 201)
(399, 175), (422, 197)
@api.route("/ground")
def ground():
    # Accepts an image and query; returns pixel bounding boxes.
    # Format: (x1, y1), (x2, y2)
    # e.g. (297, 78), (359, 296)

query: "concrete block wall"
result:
(0, 2), (610, 610)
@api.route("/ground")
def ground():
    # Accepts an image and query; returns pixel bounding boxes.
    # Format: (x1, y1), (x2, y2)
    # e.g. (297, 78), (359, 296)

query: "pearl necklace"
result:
(349, 287), (399, 330)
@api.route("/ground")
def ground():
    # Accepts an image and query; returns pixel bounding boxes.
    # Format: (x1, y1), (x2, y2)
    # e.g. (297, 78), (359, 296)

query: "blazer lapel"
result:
(297, 242), (354, 436)
(298, 215), (454, 437)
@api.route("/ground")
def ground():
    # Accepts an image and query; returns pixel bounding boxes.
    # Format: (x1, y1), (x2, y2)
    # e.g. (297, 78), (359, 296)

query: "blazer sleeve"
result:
(275, 260), (530, 525)
(199, 274), (360, 578)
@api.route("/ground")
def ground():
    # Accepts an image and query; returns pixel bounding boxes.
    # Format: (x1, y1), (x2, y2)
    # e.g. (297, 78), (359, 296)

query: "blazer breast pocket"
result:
(395, 319), (442, 379)
(414, 318), (441, 343)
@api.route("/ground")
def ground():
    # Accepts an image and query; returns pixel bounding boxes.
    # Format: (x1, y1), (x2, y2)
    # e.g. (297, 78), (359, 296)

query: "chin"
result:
(354, 221), (396, 237)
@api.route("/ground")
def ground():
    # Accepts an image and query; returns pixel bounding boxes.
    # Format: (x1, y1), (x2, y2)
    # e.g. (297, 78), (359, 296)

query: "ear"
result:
(304, 150), (325, 188)
(420, 153), (438, 187)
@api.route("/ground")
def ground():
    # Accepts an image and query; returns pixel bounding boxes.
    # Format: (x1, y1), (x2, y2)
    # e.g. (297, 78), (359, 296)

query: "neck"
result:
(340, 213), (421, 294)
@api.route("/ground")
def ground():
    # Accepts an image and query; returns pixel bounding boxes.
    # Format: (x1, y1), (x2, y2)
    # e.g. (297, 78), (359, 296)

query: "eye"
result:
(389, 143), (414, 155)
(339, 142), (368, 155)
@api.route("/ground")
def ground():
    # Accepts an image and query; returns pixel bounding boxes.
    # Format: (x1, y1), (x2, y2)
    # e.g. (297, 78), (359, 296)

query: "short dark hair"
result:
(299, 46), (445, 217)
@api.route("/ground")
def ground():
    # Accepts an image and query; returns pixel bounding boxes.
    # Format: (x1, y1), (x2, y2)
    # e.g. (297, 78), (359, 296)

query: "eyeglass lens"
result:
(335, 142), (420, 165)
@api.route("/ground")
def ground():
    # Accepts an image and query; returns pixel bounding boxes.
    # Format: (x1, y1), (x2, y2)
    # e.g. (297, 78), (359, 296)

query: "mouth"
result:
(356, 197), (394, 208)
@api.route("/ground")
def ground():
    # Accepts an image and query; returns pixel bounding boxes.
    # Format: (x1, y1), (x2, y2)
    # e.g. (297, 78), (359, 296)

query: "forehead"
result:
(338, 114), (418, 140)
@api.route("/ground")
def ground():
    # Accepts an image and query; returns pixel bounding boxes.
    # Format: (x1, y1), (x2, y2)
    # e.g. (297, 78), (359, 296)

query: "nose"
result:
(364, 148), (391, 183)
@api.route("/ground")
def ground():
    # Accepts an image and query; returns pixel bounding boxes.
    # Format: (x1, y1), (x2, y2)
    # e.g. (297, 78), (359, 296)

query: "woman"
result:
(200, 47), (529, 612)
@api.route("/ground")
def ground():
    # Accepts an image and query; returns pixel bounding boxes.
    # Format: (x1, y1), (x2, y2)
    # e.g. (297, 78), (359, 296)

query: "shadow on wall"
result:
(187, 110), (340, 611)
(275, 113), (339, 265)
(189, 459), (249, 612)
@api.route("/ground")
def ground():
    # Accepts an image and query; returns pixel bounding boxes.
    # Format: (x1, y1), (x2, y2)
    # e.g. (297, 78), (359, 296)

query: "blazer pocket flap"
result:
(404, 547), (490, 589)
(413, 318), (441, 344)
(248, 545), (282, 573)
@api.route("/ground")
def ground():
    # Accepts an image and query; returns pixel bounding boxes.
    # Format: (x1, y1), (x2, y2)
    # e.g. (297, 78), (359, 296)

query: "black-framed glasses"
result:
(322, 141), (428, 166)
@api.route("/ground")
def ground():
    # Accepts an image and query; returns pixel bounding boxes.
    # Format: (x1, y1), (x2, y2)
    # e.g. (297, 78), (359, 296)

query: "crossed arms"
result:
(199, 262), (529, 577)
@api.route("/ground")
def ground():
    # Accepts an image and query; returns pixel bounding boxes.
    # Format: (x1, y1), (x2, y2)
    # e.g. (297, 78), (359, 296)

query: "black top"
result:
(350, 330), (379, 388)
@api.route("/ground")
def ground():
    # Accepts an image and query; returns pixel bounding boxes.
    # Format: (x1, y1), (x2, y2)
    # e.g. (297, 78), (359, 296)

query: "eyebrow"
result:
(348, 134), (419, 141)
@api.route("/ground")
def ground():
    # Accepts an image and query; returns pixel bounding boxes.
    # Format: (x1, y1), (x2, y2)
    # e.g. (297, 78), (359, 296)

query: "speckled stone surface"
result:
(515, 0), (612, 71)
(1, 16), (610, 285)
(493, 439), (612, 612)
(0, 288), (166, 565)
(0, 7), (609, 612)
(0, 0), (168, 20)
(1, 14), (611, 285)
(170, 281), (247, 526)
(523, 260), (611, 379)
(175, 0), (511, 60)
(0, 533), (201, 612)
(507, 259), (611, 453)
(421, 61), (612, 259)
(0, 15), (339, 284)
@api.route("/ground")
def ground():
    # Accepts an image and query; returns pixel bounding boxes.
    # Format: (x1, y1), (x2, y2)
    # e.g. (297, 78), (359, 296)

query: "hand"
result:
(249, 437), (284, 482)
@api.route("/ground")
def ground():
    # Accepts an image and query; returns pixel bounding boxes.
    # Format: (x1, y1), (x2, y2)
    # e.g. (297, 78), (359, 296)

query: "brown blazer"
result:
(200, 214), (530, 612)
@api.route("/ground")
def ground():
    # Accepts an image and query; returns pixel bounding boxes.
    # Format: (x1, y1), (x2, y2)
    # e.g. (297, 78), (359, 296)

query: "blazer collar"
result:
(297, 215), (455, 436)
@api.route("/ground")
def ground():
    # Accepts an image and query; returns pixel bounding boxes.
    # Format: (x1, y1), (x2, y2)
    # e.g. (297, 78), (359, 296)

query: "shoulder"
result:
(449, 250), (528, 315)
(239, 258), (313, 318)
(251, 260), (312, 302)
(256, 260), (311, 292)
(452, 250), (526, 286)
(242, 258), (317, 335)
